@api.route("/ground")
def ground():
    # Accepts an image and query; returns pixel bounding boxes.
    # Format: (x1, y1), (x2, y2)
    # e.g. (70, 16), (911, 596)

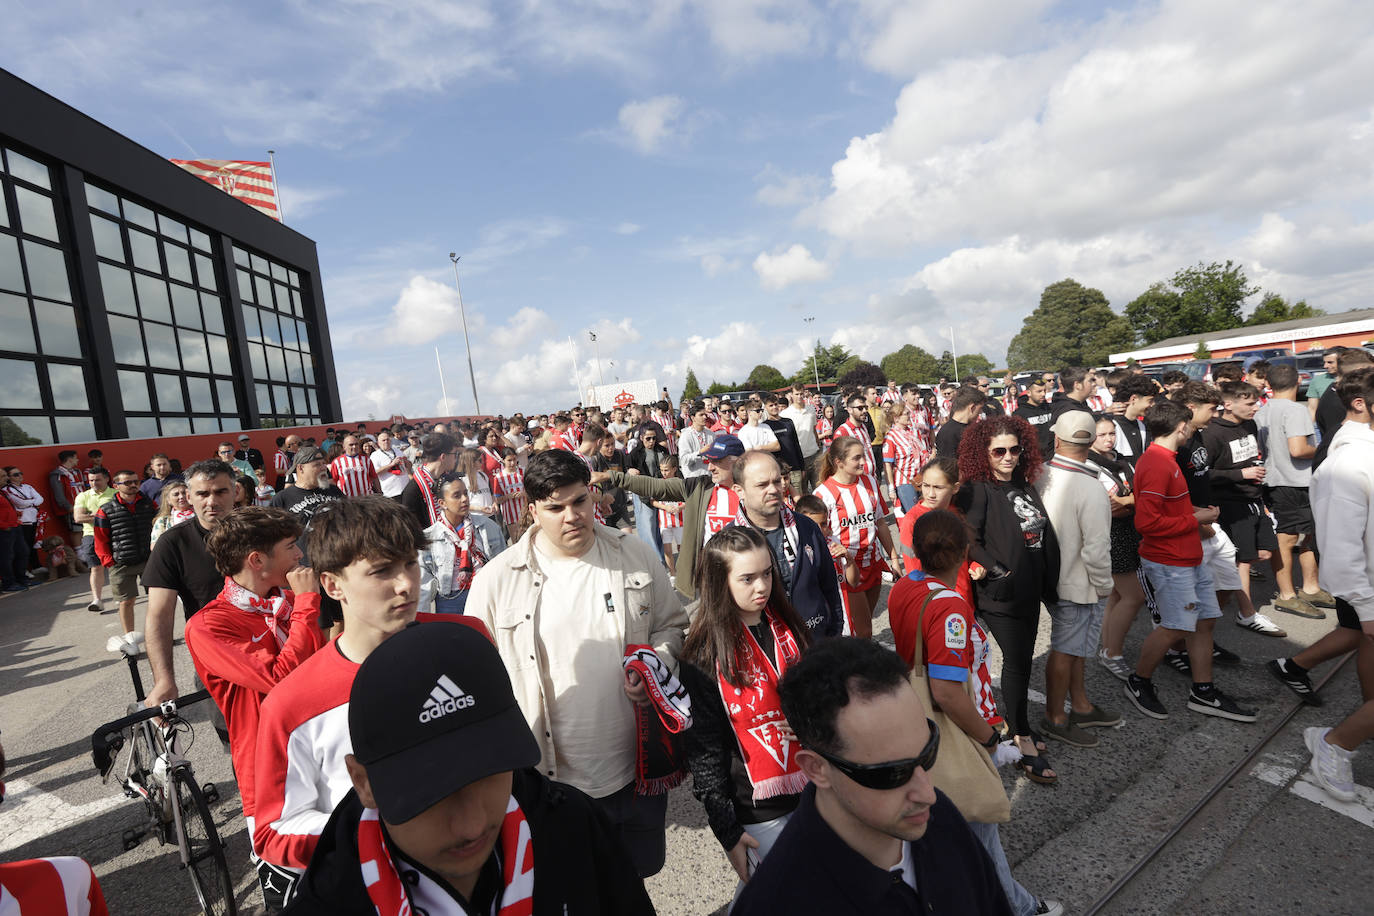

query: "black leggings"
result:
(981, 610), (1040, 737)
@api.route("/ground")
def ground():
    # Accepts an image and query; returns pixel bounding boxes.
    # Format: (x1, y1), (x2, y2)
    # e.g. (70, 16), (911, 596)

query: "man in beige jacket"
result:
(1036, 412), (1119, 749)
(465, 448), (687, 879)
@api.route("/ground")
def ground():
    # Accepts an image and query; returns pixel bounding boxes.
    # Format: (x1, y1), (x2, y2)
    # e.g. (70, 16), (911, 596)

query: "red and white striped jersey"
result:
(657, 499), (683, 529)
(274, 450), (289, 475)
(0, 857), (109, 916)
(880, 386), (901, 404)
(551, 429), (578, 451)
(328, 454), (376, 498)
(814, 474), (888, 560)
(1002, 391), (1018, 415)
(701, 485), (740, 539)
(834, 420), (876, 477)
(492, 467), (526, 528)
(910, 407), (933, 454)
(815, 415), (834, 446)
(1086, 394), (1108, 413)
(883, 426), (926, 488)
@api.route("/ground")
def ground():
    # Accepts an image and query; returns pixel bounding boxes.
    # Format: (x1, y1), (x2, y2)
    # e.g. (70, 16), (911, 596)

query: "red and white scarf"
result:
(442, 515), (487, 592)
(701, 486), (740, 538)
(733, 504), (799, 573)
(413, 465), (441, 525)
(623, 646), (693, 795)
(221, 577), (293, 647)
(720, 611), (807, 800)
(357, 795), (533, 916)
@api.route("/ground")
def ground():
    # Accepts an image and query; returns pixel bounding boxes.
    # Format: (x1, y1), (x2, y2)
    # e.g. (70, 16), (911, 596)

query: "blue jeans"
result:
(632, 494), (663, 557)
(967, 820), (1038, 916)
(435, 591), (469, 614)
(732, 812), (794, 906)
(895, 483), (918, 513)
(1139, 557), (1220, 631)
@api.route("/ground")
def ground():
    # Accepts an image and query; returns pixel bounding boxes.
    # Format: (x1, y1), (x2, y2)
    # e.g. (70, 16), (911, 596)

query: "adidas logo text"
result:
(419, 674), (476, 723)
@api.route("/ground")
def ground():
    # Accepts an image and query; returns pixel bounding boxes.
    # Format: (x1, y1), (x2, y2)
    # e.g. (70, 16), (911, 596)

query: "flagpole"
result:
(267, 149), (285, 223)
(569, 336), (586, 406)
(435, 347), (452, 417)
(448, 254), (482, 417)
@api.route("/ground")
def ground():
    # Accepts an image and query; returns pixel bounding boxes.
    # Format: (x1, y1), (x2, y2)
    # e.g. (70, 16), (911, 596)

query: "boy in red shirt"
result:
(1126, 401), (1257, 723)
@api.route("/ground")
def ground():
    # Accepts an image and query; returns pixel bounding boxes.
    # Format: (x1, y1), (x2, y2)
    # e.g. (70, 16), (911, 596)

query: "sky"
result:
(5, 0), (1374, 419)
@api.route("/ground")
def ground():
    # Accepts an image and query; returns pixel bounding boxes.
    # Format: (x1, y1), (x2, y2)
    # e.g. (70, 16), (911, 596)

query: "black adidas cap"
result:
(348, 621), (540, 823)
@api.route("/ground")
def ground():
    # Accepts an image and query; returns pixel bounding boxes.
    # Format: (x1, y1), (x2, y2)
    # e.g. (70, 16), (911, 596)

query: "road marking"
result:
(0, 779), (130, 853)
(1289, 772), (1374, 829)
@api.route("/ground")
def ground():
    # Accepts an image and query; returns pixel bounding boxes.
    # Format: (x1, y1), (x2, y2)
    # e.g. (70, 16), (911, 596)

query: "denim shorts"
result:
(1139, 558), (1221, 632)
(1049, 599), (1105, 657)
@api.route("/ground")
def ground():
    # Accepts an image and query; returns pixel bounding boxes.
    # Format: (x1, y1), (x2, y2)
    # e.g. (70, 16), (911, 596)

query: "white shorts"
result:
(1201, 526), (1243, 592)
(661, 526), (683, 546)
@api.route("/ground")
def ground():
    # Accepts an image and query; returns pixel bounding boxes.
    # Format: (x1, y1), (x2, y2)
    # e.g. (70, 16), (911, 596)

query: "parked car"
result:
(1295, 352), (1327, 399)
(1230, 347), (1293, 361)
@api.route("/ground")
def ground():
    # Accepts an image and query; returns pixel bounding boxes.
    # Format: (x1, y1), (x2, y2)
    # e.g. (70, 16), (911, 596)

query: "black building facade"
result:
(0, 68), (341, 446)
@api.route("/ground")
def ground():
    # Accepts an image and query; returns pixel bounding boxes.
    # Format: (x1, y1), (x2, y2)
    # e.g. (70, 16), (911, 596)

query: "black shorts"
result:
(1264, 486), (1314, 537)
(1336, 597), (1364, 631)
(1217, 501), (1278, 563)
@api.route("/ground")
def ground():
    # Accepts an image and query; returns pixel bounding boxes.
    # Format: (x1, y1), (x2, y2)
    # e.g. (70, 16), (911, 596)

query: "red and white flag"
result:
(170, 159), (280, 221)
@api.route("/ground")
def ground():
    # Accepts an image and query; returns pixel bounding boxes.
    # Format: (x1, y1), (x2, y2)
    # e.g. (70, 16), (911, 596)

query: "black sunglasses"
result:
(990, 445), (1023, 458)
(810, 718), (940, 790)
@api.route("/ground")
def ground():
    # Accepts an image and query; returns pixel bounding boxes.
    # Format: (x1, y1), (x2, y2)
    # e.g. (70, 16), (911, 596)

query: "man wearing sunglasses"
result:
(734, 637), (1012, 915)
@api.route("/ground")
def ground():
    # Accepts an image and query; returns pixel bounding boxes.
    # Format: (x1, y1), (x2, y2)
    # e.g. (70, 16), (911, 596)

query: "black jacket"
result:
(285, 768), (655, 916)
(733, 785), (1012, 916)
(1197, 416), (1263, 503)
(1013, 396), (1053, 457)
(627, 445), (669, 478)
(95, 493), (157, 566)
(235, 447), (266, 471)
(955, 478), (1060, 616)
(764, 417), (805, 471)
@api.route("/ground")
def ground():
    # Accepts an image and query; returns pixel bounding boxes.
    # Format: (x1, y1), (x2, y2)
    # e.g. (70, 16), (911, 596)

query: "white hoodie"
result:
(1311, 419), (1374, 623)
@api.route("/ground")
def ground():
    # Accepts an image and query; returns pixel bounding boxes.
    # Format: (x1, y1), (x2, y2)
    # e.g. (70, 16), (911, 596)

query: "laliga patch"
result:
(945, 615), (968, 650)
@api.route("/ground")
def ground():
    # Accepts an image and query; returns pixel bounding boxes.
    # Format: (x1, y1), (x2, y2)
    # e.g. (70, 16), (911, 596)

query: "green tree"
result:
(0, 417), (42, 447)
(837, 361), (886, 391)
(1125, 260), (1259, 345)
(1193, 341), (1211, 359)
(681, 367), (702, 402)
(936, 350), (995, 380)
(1006, 279), (1137, 370)
(705, 380), (736, 396)
(791, 342), (856, 386)
(744, 364), (787, 391)
(880, 344), (941, 384)
(1246, 293), (1324, 326)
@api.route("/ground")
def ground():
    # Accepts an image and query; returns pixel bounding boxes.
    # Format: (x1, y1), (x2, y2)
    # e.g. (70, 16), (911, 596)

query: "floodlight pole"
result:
(449, 254), (482, 416)
(947, 326), (960, 381)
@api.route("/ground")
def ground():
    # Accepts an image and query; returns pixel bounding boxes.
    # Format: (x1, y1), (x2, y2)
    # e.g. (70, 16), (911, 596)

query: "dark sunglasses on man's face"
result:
(810, 718), (940, 790)
(990, 445), (1023, 458)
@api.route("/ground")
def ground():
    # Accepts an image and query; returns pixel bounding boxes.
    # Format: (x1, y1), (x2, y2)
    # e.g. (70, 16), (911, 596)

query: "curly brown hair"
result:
(956, 414), (1044, 485)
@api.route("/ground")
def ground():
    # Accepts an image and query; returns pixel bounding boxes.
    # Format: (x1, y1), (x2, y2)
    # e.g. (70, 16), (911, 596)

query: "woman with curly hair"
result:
(955, 413), (1062, 785)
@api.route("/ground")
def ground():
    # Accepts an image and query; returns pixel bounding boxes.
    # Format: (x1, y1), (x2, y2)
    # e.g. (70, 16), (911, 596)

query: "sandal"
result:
(1016, 753), (1058, 785)
(1026, 730), (1049, 754)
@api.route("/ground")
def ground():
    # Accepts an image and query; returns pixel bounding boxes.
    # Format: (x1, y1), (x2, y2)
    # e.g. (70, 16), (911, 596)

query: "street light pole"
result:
(589, 331), (604, 386)
(945, 326), (960, 381)
(803, 317), (821, 392)
(449, 254), (482, 416)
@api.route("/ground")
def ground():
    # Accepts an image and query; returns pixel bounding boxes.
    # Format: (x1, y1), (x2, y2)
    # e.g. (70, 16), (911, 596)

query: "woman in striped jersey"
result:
(814, 403), (836, 448)
(652, 454), (685, 576)
(492, 448), (528, 541)
(812, 436), (897, 639)
(883, 403), (927, 513)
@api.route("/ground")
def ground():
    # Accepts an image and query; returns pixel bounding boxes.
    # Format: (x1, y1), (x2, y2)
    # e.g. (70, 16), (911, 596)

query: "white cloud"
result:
(489, 307), (558, 350)
(462, 217), (568, 272)
(842, 0), (1057, 77)
(615, 221), (643, 235)
(692, 0), (823, 58)
(753, 244), (831, 289)
(616, 95), (688, 154)
(382, 275), (462, 345)
(275, 181), (344, 222)
(754, 167), (825, 207)
(660, 234), (758, 277)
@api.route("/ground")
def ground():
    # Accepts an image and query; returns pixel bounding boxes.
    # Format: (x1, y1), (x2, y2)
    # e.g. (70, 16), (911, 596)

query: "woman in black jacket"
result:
(954, 414), (1061, 785)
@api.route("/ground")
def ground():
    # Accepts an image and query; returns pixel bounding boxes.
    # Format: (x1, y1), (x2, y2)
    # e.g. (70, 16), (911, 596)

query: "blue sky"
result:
(6, 1), (1374, 418)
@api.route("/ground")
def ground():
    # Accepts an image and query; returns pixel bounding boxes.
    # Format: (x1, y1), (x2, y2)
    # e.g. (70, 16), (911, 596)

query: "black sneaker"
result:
(1267, 659), (1322, 706)
(1187, 687), (1258, 722)
(1163, 651), (1191, 675)
(1211, 642), (1241, 665)
(1125, 674), (1168, 719)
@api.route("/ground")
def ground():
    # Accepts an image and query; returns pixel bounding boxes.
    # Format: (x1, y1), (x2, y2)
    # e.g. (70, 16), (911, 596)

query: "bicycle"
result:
(90, 644), (237, 916)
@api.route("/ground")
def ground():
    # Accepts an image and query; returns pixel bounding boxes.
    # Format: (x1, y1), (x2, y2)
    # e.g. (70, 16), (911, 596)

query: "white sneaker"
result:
(1305, 727), (1356, 802)
(1237, 612), (1286, 637)
(105, 634), (128, 653)
(124, 630), (145, 649)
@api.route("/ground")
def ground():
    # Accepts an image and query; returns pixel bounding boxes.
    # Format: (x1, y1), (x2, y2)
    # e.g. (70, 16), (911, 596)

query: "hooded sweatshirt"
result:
(1197, 416), (1264, 503)
(1311, 420), (1374, 623)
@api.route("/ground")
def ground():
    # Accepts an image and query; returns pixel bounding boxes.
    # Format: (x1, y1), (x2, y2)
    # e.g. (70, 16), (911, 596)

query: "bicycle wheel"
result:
(170, 764), (237, 916)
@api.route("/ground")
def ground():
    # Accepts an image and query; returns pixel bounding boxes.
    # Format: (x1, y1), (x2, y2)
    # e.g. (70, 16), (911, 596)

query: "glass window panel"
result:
(2, 414), (51, 445)
(302, 352), (315, 385)
(201, 292), (225, 333)
(0, 236), (22, 293)
(164, 243), (192, 283)
(288, 287), (300, 316)
(171, 284), (201, 329)
(189, 227), (211, 252)
(107, 315), (146, 365)
(128, 229), (161, 273)
(296, 320), (309, 349)
(179, 332), (210, 373)
(254, 274), (273, 310)
(273, 282), (289, 315)
(142, 322), (179, 368)
(287, 268), (299, 287)
(248, 342), (267, 378)
(268, 346), (287, 381)
(259, 308), (281, 344)
(99, 263), (137, 315)
(0, 292), (36, 352)
(15, 186), (59, 242)
(250, 252), (267, 275)
(35, 304), (83, 359)
(47, 363), (88, 410)
(280, 314), (298, 349)
(190, 416), (222, 434)
(125, 416), (159, 439)
(240, 303), (261, 341)
(6, 149), (51, 189)
(218, 415), (238, 431)
(85, 182), (120, 215)
(153, 372), (184, 413)
(160, 416), (192, 436)
(236, 268), (254, 303)
(157, 214), (187, 244)
(256, 383), (272, 414)
(207, 333), (232, 376)
(186, 375), (214, 413)
(54, 415), (96, 444)
(270, 261), (287, 282)
(216, 378), (237, 413)
(118, 369), (151, 411)
(194, 253), (217, 291)
(305, 386), (316, 416)
(0, 357), (42, 406)
(22, 242), (71, 302)
(122, 199), (156, 231)
(90, 214), (125, 262)
(273, 383), (292, 415)
(135, 273), (171, 323)
(0, 191), (7, 229)
(286, 350), (304, 382)
(232, 246), (249, 267)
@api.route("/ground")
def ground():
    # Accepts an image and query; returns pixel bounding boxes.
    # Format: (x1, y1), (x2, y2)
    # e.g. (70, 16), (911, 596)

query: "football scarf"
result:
(732, 504), (799, 573)
(719, 611), (807, 800)
(623, 645), (692, 795)
(413, 465), (440, 525)
(441, 515), (487, 592)
(221, 577), (293, 647)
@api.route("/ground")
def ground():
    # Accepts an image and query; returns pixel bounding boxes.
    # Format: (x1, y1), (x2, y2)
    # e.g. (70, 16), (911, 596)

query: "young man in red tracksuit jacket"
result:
(1124, 401), (1257, 724)
(184, 506), (328, 900)
(251, 496), (490, 911)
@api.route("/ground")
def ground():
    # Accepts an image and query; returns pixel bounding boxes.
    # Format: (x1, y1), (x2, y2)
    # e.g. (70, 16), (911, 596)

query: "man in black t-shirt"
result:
(142, 459), (237, 710)
(271, 447), (345, 565)
(933, 386), (987, 458)
(763, 394), (806, 494)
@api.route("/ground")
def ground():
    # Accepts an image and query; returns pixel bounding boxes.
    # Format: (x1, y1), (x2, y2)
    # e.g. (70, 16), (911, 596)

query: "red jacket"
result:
(184, 584), (327, 821)
(1133, 443), (1203, 567)
(0, 494), (17, 529)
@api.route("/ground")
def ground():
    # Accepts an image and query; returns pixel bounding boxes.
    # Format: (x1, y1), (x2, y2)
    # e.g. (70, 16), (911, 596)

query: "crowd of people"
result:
(4, 346), (1374, 915)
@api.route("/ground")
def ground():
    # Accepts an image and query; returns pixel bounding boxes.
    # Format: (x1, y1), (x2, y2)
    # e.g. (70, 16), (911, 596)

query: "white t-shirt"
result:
(781, 404), (819, 458)
(532, 538), (635, 797)
(370, 447), (409, 498)
(737, 423), (778, 452)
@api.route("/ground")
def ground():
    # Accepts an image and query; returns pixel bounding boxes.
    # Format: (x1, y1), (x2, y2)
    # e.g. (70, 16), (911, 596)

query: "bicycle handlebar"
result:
(90, 689), (213, 777)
